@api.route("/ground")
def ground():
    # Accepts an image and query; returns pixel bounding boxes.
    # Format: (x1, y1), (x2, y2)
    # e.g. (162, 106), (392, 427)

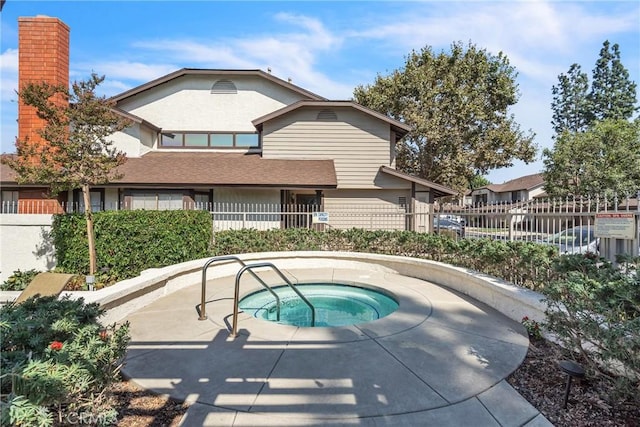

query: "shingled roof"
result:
(482, 173), (544, 193)
(113, 152), (337, 188)
(0, 152), (337, 188)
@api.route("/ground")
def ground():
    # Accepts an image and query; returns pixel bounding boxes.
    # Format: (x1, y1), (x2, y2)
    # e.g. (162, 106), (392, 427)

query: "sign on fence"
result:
(312, 212), (329, 224)
(595, 213), (636, 239)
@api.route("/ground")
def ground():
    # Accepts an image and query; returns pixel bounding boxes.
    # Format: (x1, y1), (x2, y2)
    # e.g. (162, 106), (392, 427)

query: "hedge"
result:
(52, 210), (212, 286)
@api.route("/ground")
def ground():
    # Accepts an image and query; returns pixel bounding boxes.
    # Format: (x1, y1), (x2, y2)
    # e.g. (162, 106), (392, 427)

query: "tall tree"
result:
(469, 174), (491, 190)
(2, 74), (130, 276)
(587, 40), (638, 123)
(353, 42), (536, 195)
(543, 119), (640, 197)
(551, 63), (590, 135)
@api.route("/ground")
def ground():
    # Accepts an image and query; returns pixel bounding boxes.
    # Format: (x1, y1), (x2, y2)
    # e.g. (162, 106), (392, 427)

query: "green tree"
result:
(551, 63), (590, 135)
(543, 119), (640, 197)
(2, 74), (130, 276)
(469, 174), (491, 190)
(587, 40), (638, 123)
(353, 42), (536, 195)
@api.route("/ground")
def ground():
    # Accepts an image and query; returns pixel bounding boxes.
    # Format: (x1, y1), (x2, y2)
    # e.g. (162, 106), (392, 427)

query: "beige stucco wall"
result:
(0, 214), (55, 282)
(261, 108), (395, 189)
(116, 75), (308, 134)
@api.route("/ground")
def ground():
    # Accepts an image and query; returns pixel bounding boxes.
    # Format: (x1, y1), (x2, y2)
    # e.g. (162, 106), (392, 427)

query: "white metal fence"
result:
(439, 194), (640, 257)
(2, 195), (639, 257)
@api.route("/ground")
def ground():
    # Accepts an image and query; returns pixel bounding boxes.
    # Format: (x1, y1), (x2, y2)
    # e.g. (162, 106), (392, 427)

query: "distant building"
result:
(471, 173), (545, 205)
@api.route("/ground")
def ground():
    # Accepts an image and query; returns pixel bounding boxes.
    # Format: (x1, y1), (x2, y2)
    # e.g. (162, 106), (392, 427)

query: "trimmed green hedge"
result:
(50, 218), (557, 291)
(52, 210), (212, 285)
(210, 228), (558, 291)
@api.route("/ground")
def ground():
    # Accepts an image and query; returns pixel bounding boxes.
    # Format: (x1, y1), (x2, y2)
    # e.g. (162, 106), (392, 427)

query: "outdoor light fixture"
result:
(559, 360), (585, 409)
(86, 275), (95, 291)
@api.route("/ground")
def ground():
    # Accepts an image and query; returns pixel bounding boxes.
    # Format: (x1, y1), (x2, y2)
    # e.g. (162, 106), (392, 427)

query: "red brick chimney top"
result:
(18, 16), (70, 143)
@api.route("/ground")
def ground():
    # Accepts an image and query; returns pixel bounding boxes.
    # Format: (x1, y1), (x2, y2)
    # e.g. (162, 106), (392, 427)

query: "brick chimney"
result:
(18, 16), (70, 144)
(16, 16), (69, 214)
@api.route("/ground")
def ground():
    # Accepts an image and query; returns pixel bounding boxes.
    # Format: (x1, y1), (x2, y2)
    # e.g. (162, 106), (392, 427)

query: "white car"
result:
(542, 226), (599, 255)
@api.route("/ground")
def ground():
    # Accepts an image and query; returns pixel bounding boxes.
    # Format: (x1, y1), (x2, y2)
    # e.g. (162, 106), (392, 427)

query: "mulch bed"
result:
(110, 338), (639, 426)
(506, 338), (640, 427)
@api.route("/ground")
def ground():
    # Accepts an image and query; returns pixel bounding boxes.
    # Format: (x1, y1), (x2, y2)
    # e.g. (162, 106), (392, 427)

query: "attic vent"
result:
(210, 80), (237, 94)
(316, 109), (337, 121)
(398, 197), (407, 206)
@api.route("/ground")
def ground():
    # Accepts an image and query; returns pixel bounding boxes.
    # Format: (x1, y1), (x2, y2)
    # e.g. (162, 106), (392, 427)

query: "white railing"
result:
(2, 194), (638, 254)
(439, 194), (640, 256)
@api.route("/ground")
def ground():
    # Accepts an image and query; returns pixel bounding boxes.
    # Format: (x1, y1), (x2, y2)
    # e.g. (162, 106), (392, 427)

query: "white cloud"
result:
(1, 48), (18, 102)
(129, 13), (352, 98)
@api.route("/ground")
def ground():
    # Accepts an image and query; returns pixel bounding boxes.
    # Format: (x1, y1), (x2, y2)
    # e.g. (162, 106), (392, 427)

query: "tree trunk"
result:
(82, 184), (97, 275)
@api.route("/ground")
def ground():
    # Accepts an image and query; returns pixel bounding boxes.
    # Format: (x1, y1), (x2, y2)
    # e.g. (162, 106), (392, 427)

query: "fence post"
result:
(507, 213), (514, 241)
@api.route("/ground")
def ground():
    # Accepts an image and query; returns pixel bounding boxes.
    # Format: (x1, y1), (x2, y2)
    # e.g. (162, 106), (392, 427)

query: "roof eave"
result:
(109, 69), (327, 104)
(379, 166), (457, 197)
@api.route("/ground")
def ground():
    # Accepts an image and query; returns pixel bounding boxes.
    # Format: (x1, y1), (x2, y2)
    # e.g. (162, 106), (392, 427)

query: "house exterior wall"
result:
(213, 188), (280, 205)
(0, 214), (56, 283)
(111, 123), (156, 157)
(322, 189), (410, 230)
(261, 108), (395, 189)
(116, 75), (309, 136)
(529, 186), (545, 199)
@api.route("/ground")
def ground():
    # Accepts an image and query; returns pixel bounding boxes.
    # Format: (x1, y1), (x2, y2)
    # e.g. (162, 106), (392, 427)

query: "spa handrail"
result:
(198, 255), (281, 322)
(232, 262), (316, 337)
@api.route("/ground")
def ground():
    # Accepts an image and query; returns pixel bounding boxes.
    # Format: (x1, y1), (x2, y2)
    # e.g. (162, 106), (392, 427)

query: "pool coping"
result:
(1, 251), (548, 329)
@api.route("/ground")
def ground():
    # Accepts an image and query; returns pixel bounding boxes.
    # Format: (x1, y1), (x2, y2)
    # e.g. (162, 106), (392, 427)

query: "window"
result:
(1, 190), (19, 213)
(185, 133), (208, 147)
(73, 189), (104, 212)
(160, 132), (260, 148)
(235, 133), (259, 147)
(129, 192), (184, 210)
(210, 134), (234, 147)
(161, 133), (183, 147)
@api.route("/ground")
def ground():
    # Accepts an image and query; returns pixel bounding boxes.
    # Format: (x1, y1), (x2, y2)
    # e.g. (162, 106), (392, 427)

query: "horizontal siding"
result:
(322, 189), (410, 230)
(262, 108), (394, 189)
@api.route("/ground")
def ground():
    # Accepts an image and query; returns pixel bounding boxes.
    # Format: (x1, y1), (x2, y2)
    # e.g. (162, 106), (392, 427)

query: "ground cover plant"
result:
(0, 296), (130, 426)
(0, 269), (40, 291)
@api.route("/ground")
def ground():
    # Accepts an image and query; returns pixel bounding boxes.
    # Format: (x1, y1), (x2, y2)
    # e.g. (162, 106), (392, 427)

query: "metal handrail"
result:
(198, 255), (281, 322)
(232, 262), (316, 337)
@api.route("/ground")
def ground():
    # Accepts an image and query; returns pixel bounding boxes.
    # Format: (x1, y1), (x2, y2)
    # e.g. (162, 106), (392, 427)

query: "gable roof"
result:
(379, 166), (457, 198)
(110, 69), (327, 103)
(481, 173), (544, 193)
(252, 100), (412, 139)
(112, 108), (161, 132)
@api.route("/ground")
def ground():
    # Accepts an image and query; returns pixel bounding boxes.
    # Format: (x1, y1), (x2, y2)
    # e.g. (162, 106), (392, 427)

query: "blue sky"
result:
(1, 1), (638, 184)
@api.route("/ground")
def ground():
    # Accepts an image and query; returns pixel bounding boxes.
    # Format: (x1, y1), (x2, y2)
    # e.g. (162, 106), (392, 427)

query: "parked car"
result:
(540, 226), (599, 255)
(433, 218), (465, 237)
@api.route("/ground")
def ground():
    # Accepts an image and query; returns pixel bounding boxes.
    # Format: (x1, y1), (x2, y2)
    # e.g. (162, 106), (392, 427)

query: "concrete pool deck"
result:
(122, 266), (552, 426)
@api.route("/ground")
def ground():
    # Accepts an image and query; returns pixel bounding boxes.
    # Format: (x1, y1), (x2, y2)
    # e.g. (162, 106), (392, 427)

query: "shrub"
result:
(1, 269), (41, 291)
(543, 254), (640, 402)
(52, 210), (212, 285)
(0, 296), (130, 426)
(210, 228), (556, 290)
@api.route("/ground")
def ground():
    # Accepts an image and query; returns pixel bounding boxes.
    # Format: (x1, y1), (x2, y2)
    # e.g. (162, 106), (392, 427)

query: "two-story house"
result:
(471, 173), (545, 206)
(1, 16), (456, 230)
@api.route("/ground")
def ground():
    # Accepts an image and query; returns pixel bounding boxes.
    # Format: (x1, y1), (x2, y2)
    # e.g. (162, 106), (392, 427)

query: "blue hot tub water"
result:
(238, 283), (399, 327)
